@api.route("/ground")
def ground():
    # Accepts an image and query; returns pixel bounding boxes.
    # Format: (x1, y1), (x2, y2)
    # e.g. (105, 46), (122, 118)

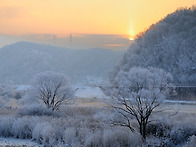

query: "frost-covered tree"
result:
(27, 71), (74, 111)
(105, 67), (173, 138)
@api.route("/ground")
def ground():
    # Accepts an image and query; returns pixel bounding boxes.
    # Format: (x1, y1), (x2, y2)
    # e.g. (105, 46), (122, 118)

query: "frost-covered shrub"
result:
(0, 84), (19, 99)
(169, 125), (196, 145)
(63, 128), (78, 146)
(84, 127), (142, 147)
(0, 96), (4, 107)
(183, 135), (196, 147)
(0, 95), (20, 108)
(146, 120), (196, 146)
(40, 124), (56, 146)
(32, 122), (48, 144)
(147, 123), (171, 137)
(146, 135), (167, 147)
(103, 128), (142, 147)
(0, 117), (14, 137)
(19, 104), (59, 117)
(11, 117), (34, 139)
(0, 83), (24, 108)
(84, 130), (103, 147)
(32, 121), (62, 146)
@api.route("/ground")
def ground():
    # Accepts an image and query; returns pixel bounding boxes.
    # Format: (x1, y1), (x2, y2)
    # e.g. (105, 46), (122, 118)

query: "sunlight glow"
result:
(129, 37), (134, 41)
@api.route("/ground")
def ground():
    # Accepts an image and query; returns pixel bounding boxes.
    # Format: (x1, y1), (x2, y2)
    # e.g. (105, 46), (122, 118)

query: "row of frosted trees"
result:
(26, 66), (173, 139)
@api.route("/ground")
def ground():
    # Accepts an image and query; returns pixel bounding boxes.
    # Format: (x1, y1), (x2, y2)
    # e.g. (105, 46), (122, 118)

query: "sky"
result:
(0, 0), (195, 49)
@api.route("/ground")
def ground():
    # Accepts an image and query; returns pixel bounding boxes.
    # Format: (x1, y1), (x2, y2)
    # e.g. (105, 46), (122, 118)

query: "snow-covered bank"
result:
(16, 85), (30, 91)
(75, 86), (106, 98)
(165, 100), (196, 105)
(0, 137), (43, 146)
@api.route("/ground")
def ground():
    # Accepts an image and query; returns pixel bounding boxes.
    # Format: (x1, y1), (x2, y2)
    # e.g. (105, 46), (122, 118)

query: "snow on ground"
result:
(165, 100), (196, 104)
(16, 85), (30, 91)
(0, 137), (43, 146)
(75, 86), (106, 98)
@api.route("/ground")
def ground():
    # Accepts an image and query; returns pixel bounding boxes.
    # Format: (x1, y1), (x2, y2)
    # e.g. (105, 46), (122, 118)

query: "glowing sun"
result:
(129, 37), (134, 41)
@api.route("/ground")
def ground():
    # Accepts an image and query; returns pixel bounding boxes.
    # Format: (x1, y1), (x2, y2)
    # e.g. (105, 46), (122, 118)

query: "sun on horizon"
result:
(129, 37), (134, 41)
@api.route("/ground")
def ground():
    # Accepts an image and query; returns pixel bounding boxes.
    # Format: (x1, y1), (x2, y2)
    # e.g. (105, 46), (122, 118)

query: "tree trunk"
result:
(139, 120), (147, 139)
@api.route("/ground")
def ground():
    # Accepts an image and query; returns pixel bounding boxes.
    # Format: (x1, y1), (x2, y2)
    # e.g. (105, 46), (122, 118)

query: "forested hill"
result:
(0, 41), (124, 84)
(111, 7), (196, 85)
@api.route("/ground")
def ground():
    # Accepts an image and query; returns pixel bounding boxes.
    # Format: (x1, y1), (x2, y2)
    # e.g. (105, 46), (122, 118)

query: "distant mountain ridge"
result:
(0, 41), (125, 84)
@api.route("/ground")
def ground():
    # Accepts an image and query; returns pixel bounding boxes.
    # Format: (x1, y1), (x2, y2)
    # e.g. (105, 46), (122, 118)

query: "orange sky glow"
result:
(1, 0), (195, 36)
(0, 0), (195, 49)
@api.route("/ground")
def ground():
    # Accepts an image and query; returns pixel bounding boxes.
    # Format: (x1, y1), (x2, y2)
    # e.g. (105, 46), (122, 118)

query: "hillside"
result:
(110, 7), (196, 85)
(0, 42), (124, 84)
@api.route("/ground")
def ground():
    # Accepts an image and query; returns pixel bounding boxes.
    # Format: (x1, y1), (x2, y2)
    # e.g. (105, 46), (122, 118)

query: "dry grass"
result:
(0, 108), (19, 115)
(71, 98), (196, 114)
(71, 97), (107, 108)
(162, 103), (196, 114)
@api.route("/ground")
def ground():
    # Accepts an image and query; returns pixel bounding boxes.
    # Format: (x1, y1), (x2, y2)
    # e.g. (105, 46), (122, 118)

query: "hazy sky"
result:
(0, 0), (195, 49)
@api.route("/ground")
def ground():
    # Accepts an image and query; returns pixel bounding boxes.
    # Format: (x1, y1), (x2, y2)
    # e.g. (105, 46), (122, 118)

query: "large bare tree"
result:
(28, 71), (74, 111)
(104, 67), (173, 138)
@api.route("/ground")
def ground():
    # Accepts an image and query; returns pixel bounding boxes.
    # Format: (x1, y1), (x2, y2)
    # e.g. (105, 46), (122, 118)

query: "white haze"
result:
(0, 41), (125, 84)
